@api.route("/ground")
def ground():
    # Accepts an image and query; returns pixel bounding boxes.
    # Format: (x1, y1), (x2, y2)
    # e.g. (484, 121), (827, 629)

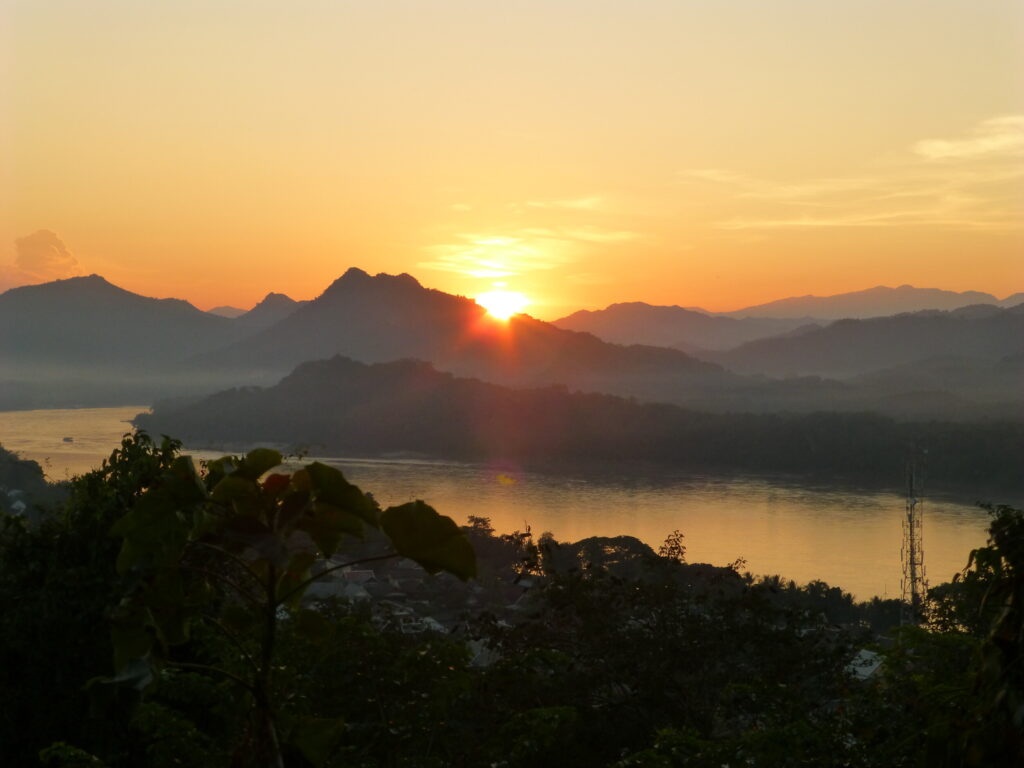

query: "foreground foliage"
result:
(0, 435), (1020, 767)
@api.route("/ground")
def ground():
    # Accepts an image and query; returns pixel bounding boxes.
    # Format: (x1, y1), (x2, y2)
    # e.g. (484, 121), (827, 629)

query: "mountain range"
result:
(135, 355), (1024, 489)
(0, 275), (238, 365)
(0, 270), (732, 410)
(193, 268), (724, 392)
(704, 304), (1024, 378)
(716, 284), (1024, 320)
(555, 285), (1024, 352)
(554, 303), (813, 352)
(1, 271), (1020, 418)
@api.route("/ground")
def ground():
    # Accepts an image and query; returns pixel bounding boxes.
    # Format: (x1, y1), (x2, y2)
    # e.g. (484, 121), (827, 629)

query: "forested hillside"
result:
(137, 356), (1024, 490)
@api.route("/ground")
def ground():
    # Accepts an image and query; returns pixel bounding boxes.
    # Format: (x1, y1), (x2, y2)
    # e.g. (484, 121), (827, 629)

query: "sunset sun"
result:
(475, 290), (530, 320)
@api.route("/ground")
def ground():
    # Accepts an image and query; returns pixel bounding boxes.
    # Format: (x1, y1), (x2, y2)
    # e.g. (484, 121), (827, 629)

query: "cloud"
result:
(0, 230), (81, 292)
(420, 234), (574, 278)
(560, 226), (641, 243)
(420, 222), (644, 280)
(913, 115), (1024, 160)
(15, 230), (79, 278)
(679, 116), (1024, 232)
(519, 226), (642, 243)
(680, 169), (752, 186)
(525, 195), (604, 210)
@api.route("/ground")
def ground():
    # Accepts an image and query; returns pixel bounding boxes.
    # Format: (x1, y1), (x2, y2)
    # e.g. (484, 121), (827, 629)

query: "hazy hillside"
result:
(0, 275), (242, 365)
(136, 355), (1024, 489)
(196, 268), (730, 396)
(553, 302), (813, 351)
(722, 284), (1014, 320)
(207, 305), (246, 318)
(0, 276), (264, 409)
(2, 271), (1018, 419)
(232, 292), (306, 334)
(847, 354), (1024, 413)
(705, 304), (1024, 379)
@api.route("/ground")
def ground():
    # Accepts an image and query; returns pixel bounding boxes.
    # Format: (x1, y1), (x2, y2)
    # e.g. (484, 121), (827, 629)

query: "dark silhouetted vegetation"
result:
(0, 434), (1021, 766)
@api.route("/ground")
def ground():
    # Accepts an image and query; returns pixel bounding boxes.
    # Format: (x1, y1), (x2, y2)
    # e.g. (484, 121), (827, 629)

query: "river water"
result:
(0, 406), (998, 600)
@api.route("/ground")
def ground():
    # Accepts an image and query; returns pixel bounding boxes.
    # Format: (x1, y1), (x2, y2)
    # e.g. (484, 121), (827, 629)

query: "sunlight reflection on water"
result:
(0, 406), (997, 600)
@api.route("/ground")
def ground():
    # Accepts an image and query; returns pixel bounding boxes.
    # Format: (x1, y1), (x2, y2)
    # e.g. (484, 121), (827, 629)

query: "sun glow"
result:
(476, 290), (530, 320)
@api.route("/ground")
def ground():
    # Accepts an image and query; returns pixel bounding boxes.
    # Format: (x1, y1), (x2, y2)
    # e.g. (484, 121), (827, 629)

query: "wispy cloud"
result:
(420, 234), (574, 278)
(0, 230), (81, 292)
(420, 224), (642, 279)
(913, 115), (1024, 160)
(519, 225), (642, 243)
(525, 195), (604, 210)
(680, 115), (1024, 232)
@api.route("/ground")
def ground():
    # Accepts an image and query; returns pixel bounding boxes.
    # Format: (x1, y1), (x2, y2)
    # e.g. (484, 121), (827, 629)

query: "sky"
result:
(2, 0), (1022, 319)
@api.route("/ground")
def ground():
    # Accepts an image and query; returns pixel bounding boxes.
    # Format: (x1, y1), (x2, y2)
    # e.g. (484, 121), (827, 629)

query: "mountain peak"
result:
(254, 292), (298, 309)
(322, 268), (423, 299)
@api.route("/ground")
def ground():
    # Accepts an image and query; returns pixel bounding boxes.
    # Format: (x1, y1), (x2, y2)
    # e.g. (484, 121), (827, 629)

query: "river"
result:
(0, 405), (998, 600)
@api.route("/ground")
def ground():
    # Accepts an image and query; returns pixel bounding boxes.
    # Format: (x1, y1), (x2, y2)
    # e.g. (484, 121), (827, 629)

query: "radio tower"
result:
(900, 449), (927, 625)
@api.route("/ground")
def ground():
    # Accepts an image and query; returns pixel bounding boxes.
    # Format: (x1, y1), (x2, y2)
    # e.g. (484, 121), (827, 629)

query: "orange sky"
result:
(2, 1), (1022, 319)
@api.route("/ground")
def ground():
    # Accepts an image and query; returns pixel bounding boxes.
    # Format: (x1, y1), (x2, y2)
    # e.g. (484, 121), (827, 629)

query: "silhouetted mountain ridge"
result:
(705, 305), (1024, 378)
(136, 355), (1024, 489)
(721, 284), (1017, 320)
(233, 292), (307, 333)
(0, 275), (239, 365)
(196, 268), (728, 398)
(553, 302), (815, 351)
(208, 305), (247, 318)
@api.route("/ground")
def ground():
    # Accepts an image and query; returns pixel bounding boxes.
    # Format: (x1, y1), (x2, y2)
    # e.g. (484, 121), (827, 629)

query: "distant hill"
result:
(233, 292), (307, 334)
(722, 285), (1017, 320)
(196, 268), (729, 399)
(3, 271), (1018, 419)
(208, 305), (247, 318)
(705, 304), (1024, 379)
(136, 355), (1024, 489)
(1001, 292), (1024, 308)
(553, 302), (814, 351)
(846, 353), (1024, 415)
(0, 275), (242, 365)
(0, 275), (265, 409)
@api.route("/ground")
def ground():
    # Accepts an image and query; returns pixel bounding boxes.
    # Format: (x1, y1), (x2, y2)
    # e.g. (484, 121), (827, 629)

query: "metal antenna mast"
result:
(900, 449), (927, 625)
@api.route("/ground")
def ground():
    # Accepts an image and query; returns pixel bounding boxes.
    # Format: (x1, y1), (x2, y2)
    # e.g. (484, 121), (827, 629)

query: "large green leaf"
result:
(380, 501), (477, 580)
(296, 502), (365, 557)
(306, 462), (379, 526)
(221, 516), (288, 567)
(234, 448), (283, 481)
(276, 488), (312, 531)
(112, 491), (189, 574)
(210, 475), (259, 509)
(165, 455), (208, 504)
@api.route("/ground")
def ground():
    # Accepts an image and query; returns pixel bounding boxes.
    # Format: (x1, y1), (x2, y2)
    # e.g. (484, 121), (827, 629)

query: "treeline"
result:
(0, 437), (1020, 766)
(0, 443), (61, 517)
(137, 356), (1024, 488)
